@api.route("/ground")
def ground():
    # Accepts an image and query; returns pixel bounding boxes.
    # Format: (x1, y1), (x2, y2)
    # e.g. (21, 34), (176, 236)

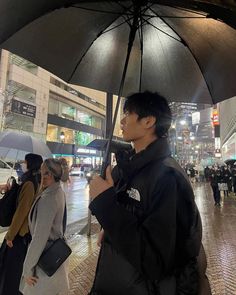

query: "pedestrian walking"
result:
(20, 158), (69, 295)
(231, 163), (236, 195)
(88, 91), (207, 295)
(189, 167), (196, 184)
(0, 153), (43, 295)
(204, 166), (210, 182)
(221, 165), (231, 196)
(209, 166), (221, 206)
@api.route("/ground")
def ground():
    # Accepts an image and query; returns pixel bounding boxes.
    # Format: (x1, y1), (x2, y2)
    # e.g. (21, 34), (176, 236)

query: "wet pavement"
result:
(1, 179), (236, 294)
(0, 176), (90, 238)
(67, 181), (236, 295)
(194, 183), (236, 295)
(66, 177), (90, 225)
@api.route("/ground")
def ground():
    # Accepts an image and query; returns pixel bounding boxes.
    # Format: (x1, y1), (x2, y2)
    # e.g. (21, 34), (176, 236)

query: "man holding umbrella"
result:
(89, 91), (208, 295)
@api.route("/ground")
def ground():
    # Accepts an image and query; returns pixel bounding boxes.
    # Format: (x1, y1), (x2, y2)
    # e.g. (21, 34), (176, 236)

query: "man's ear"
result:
(144, 116), (156, 129)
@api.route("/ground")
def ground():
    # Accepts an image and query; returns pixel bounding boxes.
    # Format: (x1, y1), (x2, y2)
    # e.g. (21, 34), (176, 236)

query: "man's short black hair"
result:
(123, 91), (172, 137)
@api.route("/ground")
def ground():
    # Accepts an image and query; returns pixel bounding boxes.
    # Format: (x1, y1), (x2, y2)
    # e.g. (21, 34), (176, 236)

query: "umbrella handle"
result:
(100, 6), (139, 179)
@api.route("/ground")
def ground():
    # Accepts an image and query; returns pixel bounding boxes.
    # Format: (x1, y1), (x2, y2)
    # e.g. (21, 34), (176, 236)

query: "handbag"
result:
(37, 203), (72, 277)
(37, 237), (71, 277)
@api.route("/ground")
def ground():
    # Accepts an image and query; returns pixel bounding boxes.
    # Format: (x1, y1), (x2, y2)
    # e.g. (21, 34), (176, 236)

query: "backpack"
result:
(0, 178), (19, 227)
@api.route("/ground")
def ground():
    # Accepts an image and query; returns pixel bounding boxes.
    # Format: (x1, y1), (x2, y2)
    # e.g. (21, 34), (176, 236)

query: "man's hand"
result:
(97, 229), (104, 247)
(25, 276), (38, 286)
(89, 166), (114, 199)
(6, 240), (13, 248)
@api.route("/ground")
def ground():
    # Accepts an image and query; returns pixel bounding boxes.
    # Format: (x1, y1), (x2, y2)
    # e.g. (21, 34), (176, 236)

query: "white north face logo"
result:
(126, 188), (141, 202)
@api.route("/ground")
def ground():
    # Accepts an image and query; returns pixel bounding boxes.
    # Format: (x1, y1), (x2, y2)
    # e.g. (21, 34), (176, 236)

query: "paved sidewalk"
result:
(195, 184), (236, 295)
(68, 224), (99, 295)
(1, 181), (236, 294)
(67, 183), (236, 295)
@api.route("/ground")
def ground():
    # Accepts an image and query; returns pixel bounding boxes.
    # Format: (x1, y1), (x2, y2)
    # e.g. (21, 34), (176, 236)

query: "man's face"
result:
(120, 111), (151, 142)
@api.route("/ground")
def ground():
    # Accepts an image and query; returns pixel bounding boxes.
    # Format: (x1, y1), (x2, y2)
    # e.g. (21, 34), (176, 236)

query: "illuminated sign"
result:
(212, 109), (219, 126)
(77, 148), (96, 154)
(215, 137), (221, 149)
(215, 149), (221, 158)
(192, 112), (200, 125)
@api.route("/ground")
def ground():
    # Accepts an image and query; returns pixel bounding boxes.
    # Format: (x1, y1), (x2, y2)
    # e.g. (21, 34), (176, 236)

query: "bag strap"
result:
(62, 203), (67, 236)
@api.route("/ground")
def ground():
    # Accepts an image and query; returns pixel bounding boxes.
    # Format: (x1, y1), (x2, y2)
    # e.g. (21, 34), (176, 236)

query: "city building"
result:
(0, 49), (123, 166)
(219, 96), (236, 161)
(191, 107), (215, 166)
(169, 102), (212, 165)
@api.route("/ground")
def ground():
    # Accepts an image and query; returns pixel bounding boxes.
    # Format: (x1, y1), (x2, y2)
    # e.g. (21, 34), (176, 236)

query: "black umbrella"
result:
(0, 0), (236, 174)
(0, 1), (236, 104)
(87, 139), (132, 153)
(225, 159), (236, 167)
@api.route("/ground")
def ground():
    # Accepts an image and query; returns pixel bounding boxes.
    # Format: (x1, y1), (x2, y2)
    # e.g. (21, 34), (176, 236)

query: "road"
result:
(0, 176), (90, 240)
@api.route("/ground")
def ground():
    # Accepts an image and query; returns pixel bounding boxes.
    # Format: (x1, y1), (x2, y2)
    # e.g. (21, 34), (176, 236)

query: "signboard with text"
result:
(11, 99), (36, 118)
(212, 109), (219, 126)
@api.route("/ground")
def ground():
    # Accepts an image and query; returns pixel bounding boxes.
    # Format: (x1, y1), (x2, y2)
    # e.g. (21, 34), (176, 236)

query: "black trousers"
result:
(211, 184), (220, 204)
(233, 179), (236, 193)
(0, 234), (30, 295)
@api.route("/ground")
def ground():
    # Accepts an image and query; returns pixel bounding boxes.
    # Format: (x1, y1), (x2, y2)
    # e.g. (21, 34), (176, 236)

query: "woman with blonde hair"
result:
(20, 158), (69, 295)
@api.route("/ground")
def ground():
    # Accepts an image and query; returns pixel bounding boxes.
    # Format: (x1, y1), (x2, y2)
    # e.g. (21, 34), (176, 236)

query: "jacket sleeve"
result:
(5, 181), (35, 241)
(89, 172), (178, 281)
(22, 194), (58, 277)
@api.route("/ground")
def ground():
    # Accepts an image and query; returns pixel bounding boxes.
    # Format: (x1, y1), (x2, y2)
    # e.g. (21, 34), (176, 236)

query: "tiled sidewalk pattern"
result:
(68, 225), (99, 295)
(68, 183), (236, 295)
(195, 184), (236, 295)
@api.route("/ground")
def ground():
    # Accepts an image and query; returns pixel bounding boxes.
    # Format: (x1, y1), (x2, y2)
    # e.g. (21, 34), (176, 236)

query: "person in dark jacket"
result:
(209, 166), (221, 206)
(88, 92), (207, 295)
(0, 153), (43, 295)
(221, 165), (231, 196)
(232, 163), (236, 195)
(204, 166), (210, 182)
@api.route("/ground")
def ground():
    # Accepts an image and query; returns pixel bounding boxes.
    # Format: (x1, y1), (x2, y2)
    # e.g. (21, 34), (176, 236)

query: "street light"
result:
(60, 131), (65, 142)
(180, 120), (186, 125)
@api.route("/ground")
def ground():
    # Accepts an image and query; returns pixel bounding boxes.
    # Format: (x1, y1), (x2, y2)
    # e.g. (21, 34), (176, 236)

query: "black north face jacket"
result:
(89, 138), (202, 295)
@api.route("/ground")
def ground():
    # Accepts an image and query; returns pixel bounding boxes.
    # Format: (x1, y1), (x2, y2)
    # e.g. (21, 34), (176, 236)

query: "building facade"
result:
(0, 49), (123, 166)
(169, 102), (212, 165)
(219, 96), (236, 161)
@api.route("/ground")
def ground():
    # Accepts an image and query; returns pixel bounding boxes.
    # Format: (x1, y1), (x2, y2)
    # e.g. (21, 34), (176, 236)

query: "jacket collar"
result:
(43, 182), (61, 194)
(116, 137), (171, 180)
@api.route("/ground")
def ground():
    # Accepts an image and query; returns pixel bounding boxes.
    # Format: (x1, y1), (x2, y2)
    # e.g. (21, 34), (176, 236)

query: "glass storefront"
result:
(48, 94), (104, 129)
(46, 124), (101, 145)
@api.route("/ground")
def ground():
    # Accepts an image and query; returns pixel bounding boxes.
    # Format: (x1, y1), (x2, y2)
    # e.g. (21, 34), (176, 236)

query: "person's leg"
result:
(234, 180), (236, 195)
(1, 236), (27, 295)
(215, 189), (221, 206)
(211, 185), (217, 205)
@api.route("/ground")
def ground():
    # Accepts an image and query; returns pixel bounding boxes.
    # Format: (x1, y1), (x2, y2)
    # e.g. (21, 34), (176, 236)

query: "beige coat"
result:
(21, 182), (69, 295)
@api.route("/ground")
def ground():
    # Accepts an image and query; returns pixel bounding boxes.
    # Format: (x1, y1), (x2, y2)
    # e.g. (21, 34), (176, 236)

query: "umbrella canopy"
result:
(0, 0), (236, 104)
(225, 159), (236, 167)
(0, 131), (52, 160)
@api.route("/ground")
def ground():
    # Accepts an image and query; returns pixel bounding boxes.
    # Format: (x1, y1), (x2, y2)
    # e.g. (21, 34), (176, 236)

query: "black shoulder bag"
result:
(37, 204), (72, 277)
